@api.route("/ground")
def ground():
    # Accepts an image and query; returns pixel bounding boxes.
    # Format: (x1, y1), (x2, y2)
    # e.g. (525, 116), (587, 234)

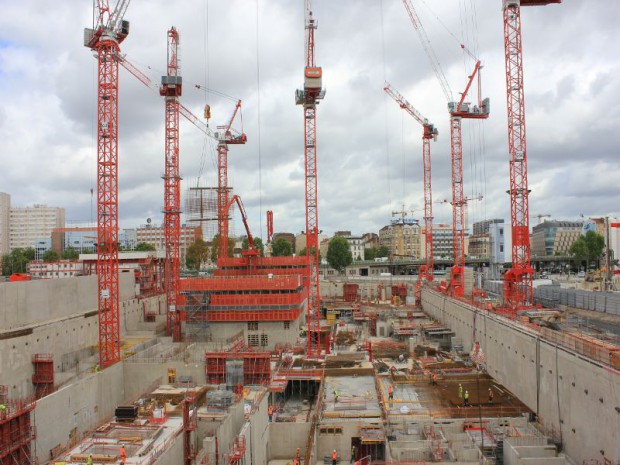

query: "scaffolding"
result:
(180, 290), (211, 342)
(0, 387), (37, 465)
(183, 394), (198, 465)
(343, 283), (359, 302)
(31, 353), (54, 399)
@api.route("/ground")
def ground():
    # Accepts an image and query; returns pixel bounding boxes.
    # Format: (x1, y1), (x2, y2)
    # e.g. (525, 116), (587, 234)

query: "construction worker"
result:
(488, 388), (494, 405)
(458, 384), (463, 402)
(464, 390), (470, 407)
(268, 404), (274, 422)
(332, 450), (338, 465)
(87, 455), (93, 465)
(334, 390), (339, 403)
(432, 373), (438, 386)
(350, 445), (356, 463)
(119, 445), (126, 465)
(295, 448), (301, 464)
(0, 403), (6, 419)
(388, 385), (393, 401)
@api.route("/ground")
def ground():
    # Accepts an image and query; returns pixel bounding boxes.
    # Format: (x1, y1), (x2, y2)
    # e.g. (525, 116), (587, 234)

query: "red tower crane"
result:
(159, 27), (183, 342)
(383, 82), (438, 301)
(401, 0), (489, 298)
(295, 0), (325, 358)
(502, 0), (561, 311)
(115, 53), (246, 337)
(216, 101), (247, 261)
(84, 0), (131, 367)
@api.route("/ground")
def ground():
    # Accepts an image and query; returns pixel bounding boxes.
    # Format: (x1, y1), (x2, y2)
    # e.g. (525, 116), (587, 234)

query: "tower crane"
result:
(216, 101), (247, 261)
(530, 213), (551, 225)
(502, 0), (561, 311)
(384, 83), (438, 298)
(114, 52), (246, 337)
(295, 0), (325, 358)
(159, 27), (183, 342)
(401, 0), (489, 298)
(84, 0), (132, 368)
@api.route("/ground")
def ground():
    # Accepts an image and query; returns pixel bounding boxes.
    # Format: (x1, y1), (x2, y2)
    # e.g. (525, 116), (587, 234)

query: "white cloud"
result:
(0, 0), (618, 245)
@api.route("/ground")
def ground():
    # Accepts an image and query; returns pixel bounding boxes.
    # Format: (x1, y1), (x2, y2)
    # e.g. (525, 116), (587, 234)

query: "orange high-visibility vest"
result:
(269, 405), (274, 415)
(120, 447), (126, 461)
(388, 386), (393, 394)
(332, 451), (338, 460)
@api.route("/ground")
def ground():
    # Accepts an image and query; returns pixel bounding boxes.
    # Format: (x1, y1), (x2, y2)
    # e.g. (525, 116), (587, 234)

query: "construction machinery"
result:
(401, 0), (489, 298)
(295, 0), (326, 358)
(84, 0), (132, 367)
(502, 0), (561, 312)
(160, 27), (183, 341)
(384, 83), (438, 302)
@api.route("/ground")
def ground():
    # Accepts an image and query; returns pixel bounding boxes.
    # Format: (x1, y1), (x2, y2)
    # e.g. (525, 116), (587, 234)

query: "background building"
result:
(135, 224), (202, 267)
(379, 222), (422, 260)
(427, 223), (453, 260)
(2, 198), (65, 251)
(0, 193), (10, 254)
(531, 220), (582, 256)
(361, 232), (380, 250)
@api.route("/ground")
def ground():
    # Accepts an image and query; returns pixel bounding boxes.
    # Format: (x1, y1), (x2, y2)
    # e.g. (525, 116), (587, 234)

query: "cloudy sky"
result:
(1, 0), (619, 248)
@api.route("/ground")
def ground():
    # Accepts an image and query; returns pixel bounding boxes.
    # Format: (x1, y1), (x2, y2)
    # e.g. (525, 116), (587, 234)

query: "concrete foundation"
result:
(422, 288), (620, 464)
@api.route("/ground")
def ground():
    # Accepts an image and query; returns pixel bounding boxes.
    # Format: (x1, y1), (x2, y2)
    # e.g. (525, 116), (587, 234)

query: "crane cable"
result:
(380, 0), (392, 210)
(255, 0), (264, 242)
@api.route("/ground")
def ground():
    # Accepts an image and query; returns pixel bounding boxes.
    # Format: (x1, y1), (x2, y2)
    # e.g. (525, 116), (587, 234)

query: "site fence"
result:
(484, 282), (620, 315)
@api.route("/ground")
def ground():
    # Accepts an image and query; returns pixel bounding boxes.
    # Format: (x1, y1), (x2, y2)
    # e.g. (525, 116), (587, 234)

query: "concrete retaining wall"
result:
(0, 273), (163, 398)
(0, 274), (135, 329)
(421, 288), (620, 464)
(35, 362), (125, 463)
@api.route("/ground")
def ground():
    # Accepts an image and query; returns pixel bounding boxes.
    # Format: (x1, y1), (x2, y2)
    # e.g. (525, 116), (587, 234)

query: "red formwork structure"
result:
(343, 283), (358, 302)
(179, 274), (306, 322)
(391, 284), (407, 302)
(204, 351), (271, 386)
(31, 354), (54, 399)
(0, 387), (37, 465)
(228, 435), (246, 465)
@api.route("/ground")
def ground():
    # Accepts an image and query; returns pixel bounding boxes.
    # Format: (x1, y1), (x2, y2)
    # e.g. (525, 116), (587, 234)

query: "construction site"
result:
(1, 1), (619, 465)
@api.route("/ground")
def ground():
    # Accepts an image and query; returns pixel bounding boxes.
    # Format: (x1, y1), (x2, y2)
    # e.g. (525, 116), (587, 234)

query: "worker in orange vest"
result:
(120, 445), (126, 465)
(488, 388), (494, 404)
(268, 404), (274, 422)
(388, 385), (393, 401)
(332, 449), (338, 465)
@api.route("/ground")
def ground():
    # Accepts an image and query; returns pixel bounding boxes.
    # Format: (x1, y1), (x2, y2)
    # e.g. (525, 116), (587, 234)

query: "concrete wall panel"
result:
(421, 288), (620, 464)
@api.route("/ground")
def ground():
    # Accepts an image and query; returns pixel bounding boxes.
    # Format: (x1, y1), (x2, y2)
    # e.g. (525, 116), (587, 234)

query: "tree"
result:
(299, 246), (321, 261)
(1, 247), (35, 275)
(326, 236), (353, 272)
(186, 238), (210, 271)
(569, 231), (605, 269)
(62, 247), (79, 260)
(242, 236), (265, 256)
(209, 234), (235, 262)
(364, 247), (377, 261)
(377, 245), (390, 258)
(43, 250), (60, 262)
(135, 242), (156, 252)
(271, 238), (293, 257)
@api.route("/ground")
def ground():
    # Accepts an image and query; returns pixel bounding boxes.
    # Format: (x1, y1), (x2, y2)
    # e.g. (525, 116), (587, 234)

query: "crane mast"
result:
(217, 101), (246, 261)
(383, 83), (437, 292)
(160, 27), (182, 341)
(502, 0), (560, 311)
(401, 0), (489, 298)
(296, 0), (325, 358)
(84, 0), (131, 368)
